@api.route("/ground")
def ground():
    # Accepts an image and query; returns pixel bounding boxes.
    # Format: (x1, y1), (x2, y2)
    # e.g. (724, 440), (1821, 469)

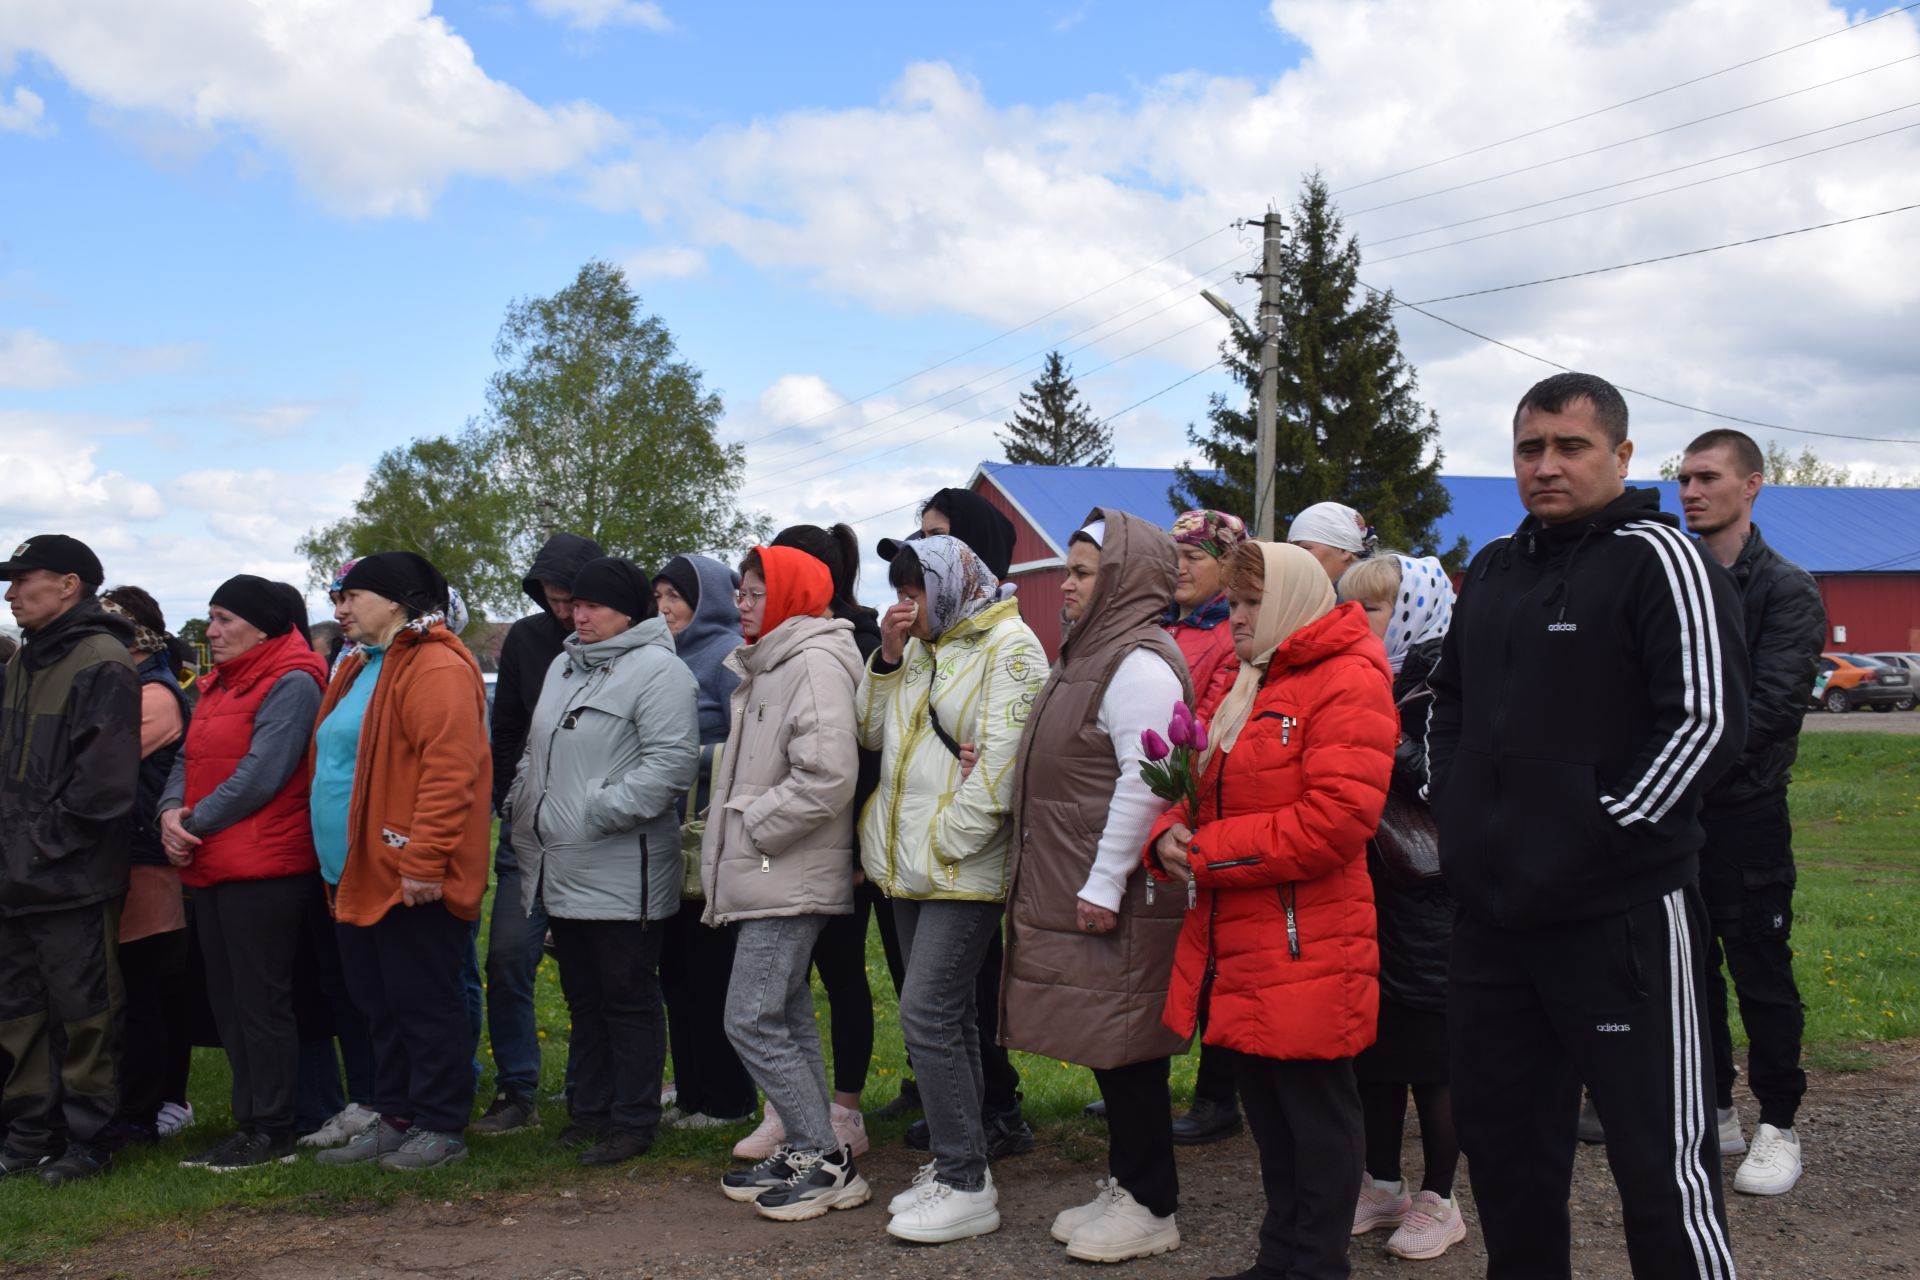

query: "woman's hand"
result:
(880, 601), (917, 665)
(1076, 899), (1119, 935)
(957, 742), (978, 781)
(1155, 823), (1194, 882)
(401, 877), (444, 907)
(159, 807), (200, 866)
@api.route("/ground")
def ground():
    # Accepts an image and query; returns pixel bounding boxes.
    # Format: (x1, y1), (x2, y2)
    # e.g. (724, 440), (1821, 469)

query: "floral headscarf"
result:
(900, 534), (1000, 641)
(1170, 509), (1249, 561)
(327, 556), (360, 597)
(1381, 554), (1456, 674)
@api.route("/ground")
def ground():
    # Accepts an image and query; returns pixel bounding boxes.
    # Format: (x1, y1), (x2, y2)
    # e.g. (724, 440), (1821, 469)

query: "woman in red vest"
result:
(1146, 540), (1397, 1280)
(158, 575), (328, 1172)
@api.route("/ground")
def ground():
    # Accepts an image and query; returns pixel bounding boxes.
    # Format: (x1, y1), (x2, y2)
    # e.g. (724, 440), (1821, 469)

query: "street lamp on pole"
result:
(1200, 208), (1282, 542)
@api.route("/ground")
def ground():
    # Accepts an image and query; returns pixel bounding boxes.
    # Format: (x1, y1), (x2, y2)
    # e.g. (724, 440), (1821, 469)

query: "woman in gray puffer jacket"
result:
(508, 556), (700, 1167)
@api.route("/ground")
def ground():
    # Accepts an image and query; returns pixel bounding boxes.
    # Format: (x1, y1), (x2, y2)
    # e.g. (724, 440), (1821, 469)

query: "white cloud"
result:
(588, 0), (1920, 478)
(0, 418), (167, 521)
(0, 328), (79, 388)
(0, 84), (46, 133)
(621, 244), (706, 280)
(532, 0), (674, 32)
(0, 0), (622, 216)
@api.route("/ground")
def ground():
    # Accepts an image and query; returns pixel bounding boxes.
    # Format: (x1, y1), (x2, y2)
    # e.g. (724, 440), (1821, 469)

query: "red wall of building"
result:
(972, 480), (1063, 568)
(1817, 575), (1920, 653)
(1010, 568), (1069, 661)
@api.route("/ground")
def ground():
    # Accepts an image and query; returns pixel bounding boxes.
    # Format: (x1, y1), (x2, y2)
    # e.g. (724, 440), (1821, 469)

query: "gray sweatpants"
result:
(725, 915), (836, 1155)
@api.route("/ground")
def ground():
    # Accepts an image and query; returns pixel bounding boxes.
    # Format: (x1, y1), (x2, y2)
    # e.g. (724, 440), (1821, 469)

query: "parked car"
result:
(1866, 652), (1920, 683)
(1813, 653), (1915, 713)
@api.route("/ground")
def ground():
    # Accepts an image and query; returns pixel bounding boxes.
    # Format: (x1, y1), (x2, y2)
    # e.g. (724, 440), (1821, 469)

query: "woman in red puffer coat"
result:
(1145, 540), (1396, 1280)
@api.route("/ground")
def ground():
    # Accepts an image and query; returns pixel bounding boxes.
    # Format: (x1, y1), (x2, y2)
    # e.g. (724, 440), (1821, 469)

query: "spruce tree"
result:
(1173, 176), (1463, 565)
(999, 350), (1113, 467)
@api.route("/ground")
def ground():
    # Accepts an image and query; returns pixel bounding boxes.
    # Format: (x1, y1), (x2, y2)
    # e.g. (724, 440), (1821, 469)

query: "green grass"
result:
(1, 732), (1913, 1263)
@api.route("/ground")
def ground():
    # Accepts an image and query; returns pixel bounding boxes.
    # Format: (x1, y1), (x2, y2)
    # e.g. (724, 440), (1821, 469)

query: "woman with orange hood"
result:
(306, 552), (491, 1173)
(700, 546), (869, 1222)
(1146, 540), (1398, 1280)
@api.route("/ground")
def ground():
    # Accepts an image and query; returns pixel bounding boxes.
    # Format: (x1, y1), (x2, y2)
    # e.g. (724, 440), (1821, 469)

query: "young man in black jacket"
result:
(471, 531), (602, 1135)
(1427, 374), (1749, 1278)
(1678, 429), (1825, 1199)
(0, 535), (142, 1187)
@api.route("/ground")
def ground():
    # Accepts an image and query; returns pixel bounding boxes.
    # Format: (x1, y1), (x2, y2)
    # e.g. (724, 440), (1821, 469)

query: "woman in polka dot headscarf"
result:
(1335, 551), (1468, 1261)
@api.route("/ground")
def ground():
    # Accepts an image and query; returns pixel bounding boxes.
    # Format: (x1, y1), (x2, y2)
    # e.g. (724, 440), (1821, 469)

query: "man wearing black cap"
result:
(471, 531), (603, 1136)
(0, 534), (142, 1186)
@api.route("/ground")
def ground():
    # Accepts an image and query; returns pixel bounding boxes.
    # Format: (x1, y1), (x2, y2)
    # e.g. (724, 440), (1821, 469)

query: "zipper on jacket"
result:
(1280, 881), (1300, 959)
(639, 834), (650, 927)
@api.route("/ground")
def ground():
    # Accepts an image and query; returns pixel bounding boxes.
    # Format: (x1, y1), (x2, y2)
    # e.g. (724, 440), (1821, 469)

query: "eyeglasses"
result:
(733, 588), (767, 605)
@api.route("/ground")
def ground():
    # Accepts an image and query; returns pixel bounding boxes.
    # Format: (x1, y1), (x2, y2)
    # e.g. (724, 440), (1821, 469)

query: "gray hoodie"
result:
(508, 615), (700, 922)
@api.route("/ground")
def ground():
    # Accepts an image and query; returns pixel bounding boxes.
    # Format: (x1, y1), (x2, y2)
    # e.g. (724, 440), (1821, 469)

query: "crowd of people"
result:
(0, 370), (1823, 1280)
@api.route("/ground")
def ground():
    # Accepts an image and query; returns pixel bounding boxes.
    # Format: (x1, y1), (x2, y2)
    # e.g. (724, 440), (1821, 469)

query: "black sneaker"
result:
(872, 1078), (922, 1121)
(556, 1123), (602, 1149)
(1171, 1096), (1244, 1146)
(472, 1093), (541, 1136)
(985, 1103), (1037, 1159)
(40, 1143), (111, 1187)
(181, 1130), (254, 1169)
(721, 1146), (798, 1202)
(0, 1148), (52, 1178)
(1083, 1097), (1108, 1121)
(579, 1131), (650, 1166)
(207, 1131), (298, 1172)
(753, 1146), (872, 1221)
(903, 1117), (930, 1151)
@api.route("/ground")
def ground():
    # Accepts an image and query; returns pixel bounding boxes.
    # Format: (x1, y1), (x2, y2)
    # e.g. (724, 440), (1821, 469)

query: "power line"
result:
(1333, 1), (1920, 195)
(1360, 101), (1920, 251)
(726, 223), (1237, 449)
(747, 309), (1237, 500)
(1366, 118), (1920, 265)
(749, 251), (1248, 470)
(1402, 202), (1920, 306)
(1371, 282), (1920, 445)
(1345, 52), (1920, 219)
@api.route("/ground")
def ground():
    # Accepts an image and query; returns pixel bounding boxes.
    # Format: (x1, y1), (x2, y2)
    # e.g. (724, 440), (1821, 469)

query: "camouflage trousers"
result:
(0, 898), (125, 1155)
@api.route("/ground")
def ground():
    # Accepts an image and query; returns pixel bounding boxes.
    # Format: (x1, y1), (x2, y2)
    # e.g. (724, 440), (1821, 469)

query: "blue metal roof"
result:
(974, 462), (1920, 574)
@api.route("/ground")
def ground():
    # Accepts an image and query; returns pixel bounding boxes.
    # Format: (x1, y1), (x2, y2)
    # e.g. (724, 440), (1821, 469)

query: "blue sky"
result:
(3, 0), (1916, 624)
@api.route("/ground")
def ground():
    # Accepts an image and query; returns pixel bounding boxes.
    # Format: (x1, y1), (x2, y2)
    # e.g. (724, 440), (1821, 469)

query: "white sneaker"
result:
(1717, 1106), (1747, 1155)
(1064, 1184), (1180, 1263)
(888, 1173), (1002, 1244)
(1385, 1190), (1468, 1260)
(155, 1101), (193, 1137)
(889, 1160), (939, 1215)
(733, 1104), (785, 1160)
(831, 1103), (869, 1157)
(1051, 1177), (1124, 1244)
(298, 1102), (380, 1149)
(1733, 1123), (1802, 1196)
(661, 1080), (678, 1109)
(1353, 1174), (1413, 1235)
(673, 1110), (754, 1130)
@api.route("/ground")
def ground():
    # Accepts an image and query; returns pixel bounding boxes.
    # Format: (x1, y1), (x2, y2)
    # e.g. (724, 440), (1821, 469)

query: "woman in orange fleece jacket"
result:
(308, 551), (491, 1172)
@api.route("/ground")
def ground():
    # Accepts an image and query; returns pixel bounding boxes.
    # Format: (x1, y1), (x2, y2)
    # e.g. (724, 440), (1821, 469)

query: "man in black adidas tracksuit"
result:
(1427, 373), (1748, 1279)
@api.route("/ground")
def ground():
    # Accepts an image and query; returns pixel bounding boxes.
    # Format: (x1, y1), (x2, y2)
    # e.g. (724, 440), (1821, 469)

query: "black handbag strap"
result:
(926, 699), (963, 760)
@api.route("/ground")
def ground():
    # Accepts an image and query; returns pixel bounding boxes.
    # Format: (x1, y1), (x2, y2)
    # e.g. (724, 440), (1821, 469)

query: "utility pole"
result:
(1254, 208), (1283, 540)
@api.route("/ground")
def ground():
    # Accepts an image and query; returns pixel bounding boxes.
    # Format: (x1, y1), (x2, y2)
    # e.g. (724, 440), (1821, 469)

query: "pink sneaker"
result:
(831, 1103), (869, 1157)
(1352, 1175), (1413, 1235)
(1386, 1190), (1468, 1260)
(732, 1104), (785, 1160)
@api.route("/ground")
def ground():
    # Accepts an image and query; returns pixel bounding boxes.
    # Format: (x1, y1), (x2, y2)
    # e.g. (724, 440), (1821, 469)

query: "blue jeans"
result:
(484, 824), (549, 1099)
(726, 915), (835, 1155)
(895, 899), (1003, 1191)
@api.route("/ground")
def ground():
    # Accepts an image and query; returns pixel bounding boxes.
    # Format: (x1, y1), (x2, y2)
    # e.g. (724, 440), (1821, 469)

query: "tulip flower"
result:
(1191, 718), (1208, 753)
(1167, 703), (1192, 748)
(1141, 728), (1171, 761)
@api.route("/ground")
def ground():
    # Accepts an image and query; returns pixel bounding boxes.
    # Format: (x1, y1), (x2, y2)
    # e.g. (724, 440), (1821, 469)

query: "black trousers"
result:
(1092, 1057), (1178, 1218)
(1452, 890), (1736, 1280)
(0, 899), (125, 1154)
(1236, 1054), (1364, 1280)
(810, 888), (876, 1096)
(1195, 1042), (1243, 1106)
(116, 927), (192, 1133)
(196, 875), (310, 1136)
(1699, 795), (1806, 1130)
(550, 916), (667, 1140)
(877, 894), (1020, 1112)
(660, 900), (756, 1118)
(335, 904), (476, 1134)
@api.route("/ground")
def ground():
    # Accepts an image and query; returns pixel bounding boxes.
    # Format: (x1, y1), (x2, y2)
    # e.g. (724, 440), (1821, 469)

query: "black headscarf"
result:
(570, 557), (657, 624)
(652, 556), (702, 612)
(925, 488), (1016, 579)
(209, 574), (297, 637)
(339, 552), (449, 617)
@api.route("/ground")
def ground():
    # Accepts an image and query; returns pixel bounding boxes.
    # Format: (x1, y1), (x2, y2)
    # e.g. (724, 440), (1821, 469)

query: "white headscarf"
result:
(1381, 554), (1455, 674)
(1286, 502), (1374, 556)
(902, 535), (1001, 641)
(1203, 542), (1336, 770)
